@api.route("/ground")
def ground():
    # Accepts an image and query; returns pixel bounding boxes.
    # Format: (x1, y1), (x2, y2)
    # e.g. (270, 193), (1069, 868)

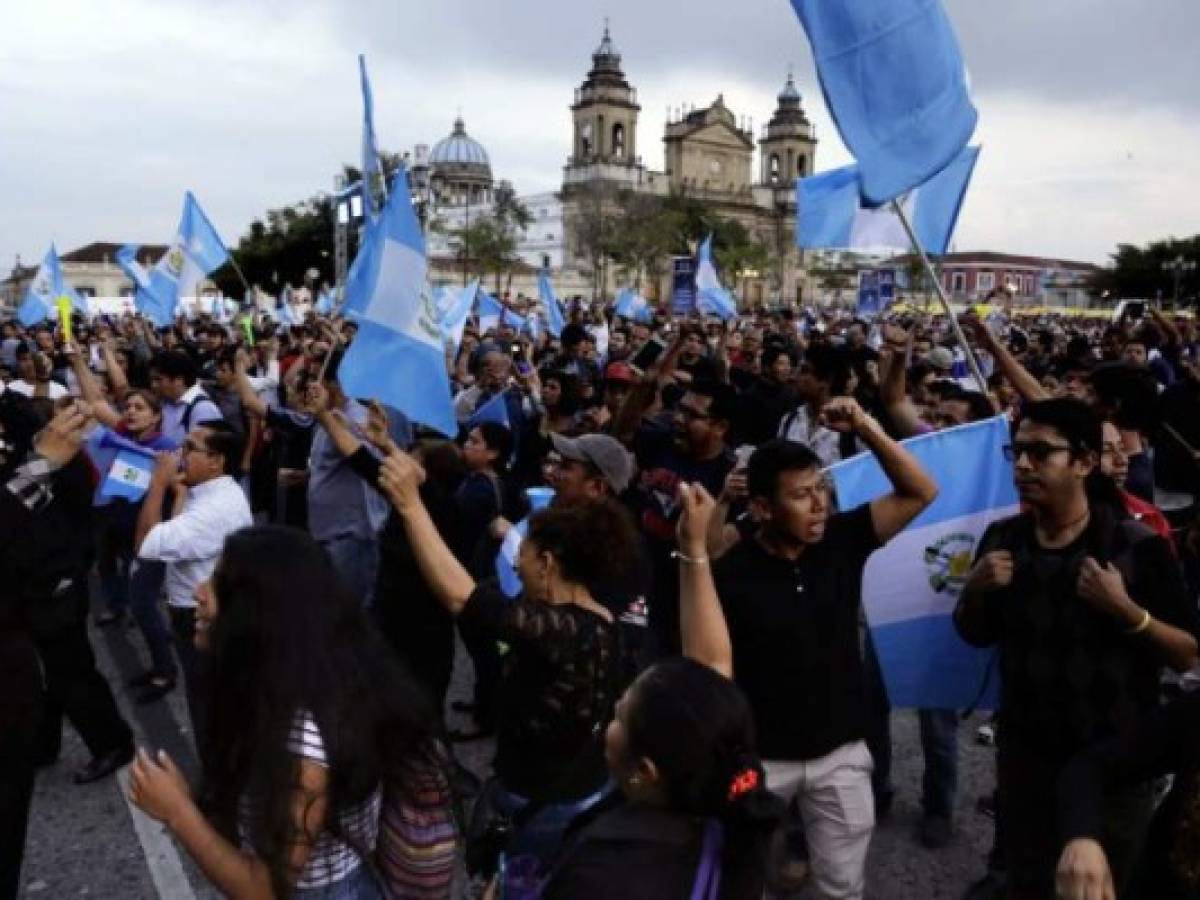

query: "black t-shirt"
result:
(715, 504), (881, 761)
(957, 512), (1200, 764)
(461, 584), (618, 799)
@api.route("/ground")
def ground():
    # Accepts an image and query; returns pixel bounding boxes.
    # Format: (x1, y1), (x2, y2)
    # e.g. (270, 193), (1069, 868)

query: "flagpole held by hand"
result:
(889, 198), (987, 394)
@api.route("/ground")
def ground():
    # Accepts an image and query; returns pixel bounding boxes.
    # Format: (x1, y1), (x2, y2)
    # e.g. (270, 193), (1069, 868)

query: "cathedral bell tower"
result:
(566, 24), (640, 173)
(758, 71), (817, 190)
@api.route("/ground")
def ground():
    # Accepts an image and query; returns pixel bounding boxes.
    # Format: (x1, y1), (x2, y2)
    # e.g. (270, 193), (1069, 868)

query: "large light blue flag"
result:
(468, 392), (511, 430)
(537, 271), (565, 338)
(18, 244), (86, 326)
(614, 288), (653, 324)
(338, 166), (457, 437)
(798, 146), (980, 255)
(122, 193), (230, 327)
(694, 235), (738, 322)
(439, 281), (478, 350)
(789, 0), (977, 205)
(829, 417), (1018, 710)
(359, 54), (386, 220)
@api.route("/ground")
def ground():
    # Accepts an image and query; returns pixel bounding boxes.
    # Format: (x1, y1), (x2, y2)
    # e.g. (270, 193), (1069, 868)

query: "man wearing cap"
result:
(924, 346), (956, 379)
(598, 361), (635, 433)
(519, 433), (652, 673)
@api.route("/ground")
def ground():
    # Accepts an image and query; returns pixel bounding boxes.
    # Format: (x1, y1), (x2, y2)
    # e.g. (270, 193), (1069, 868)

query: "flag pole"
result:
(889, 199), (987, 394)
(226, 254), (253, 297)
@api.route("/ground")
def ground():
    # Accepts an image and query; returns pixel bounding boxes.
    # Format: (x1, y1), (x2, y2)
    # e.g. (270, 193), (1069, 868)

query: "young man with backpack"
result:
(955, 398), (1200, 899)
(149, 350), (224, 444)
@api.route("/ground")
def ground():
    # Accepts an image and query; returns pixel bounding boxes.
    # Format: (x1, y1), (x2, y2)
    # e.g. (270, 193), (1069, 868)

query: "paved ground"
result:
(23, 590), (1000, 899)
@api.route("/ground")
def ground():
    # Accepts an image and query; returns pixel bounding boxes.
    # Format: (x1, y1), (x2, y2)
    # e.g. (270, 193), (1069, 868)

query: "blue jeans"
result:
(128, 560), (176, 679)
(291, 862), (383, 900)
(322, 536), (380, 608)
(918, 708), (959, 819)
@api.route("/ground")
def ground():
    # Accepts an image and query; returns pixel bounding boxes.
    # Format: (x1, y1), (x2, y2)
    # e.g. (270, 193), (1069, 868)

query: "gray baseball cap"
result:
(549, 432), (634, 494)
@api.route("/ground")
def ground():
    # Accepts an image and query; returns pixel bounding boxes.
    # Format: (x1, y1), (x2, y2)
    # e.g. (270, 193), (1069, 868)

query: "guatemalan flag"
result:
(338, 165), (457, 437)
(694, 234), (738, 323)
(495, 487), (555, 598)
(797, 146), (979, 254)
(118, 193), (230, 327)
(788, 0), (977, 205)
(359, 54), (387, 220)
(476, 288), (526, 333)
(615, 288), (653, 324)
(18, 244), (87, 327)
(537, 271), (565, 338)
(96, 431), (159, 501)
(829, 416), (1018, 709)
(439, 281), (478, 351)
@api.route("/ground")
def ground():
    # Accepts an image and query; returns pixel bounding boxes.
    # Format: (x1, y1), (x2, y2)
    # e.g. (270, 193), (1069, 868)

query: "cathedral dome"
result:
(429, 117), (491, 169)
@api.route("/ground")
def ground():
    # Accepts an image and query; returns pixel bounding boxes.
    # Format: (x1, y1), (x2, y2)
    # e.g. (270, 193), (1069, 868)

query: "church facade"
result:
(418, 25), (818, 306)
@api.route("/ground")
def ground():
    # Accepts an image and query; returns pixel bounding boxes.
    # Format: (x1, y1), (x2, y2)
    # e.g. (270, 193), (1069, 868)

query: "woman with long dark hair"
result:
(128, 526), (453, 899)
(541, 483), (782, 899)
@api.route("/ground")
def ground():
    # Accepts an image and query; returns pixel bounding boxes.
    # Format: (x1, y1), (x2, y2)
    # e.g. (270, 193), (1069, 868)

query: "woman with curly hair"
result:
(128, 526), (453, 899)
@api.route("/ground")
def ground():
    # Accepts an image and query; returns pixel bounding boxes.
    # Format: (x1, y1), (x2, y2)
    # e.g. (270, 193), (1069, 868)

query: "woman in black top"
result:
(1057, 689), (1200, 900)
(378, 448), (634, 800)
(542, 483), (782, 900)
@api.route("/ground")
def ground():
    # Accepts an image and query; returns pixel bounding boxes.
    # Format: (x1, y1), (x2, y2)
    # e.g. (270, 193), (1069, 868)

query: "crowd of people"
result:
(3, 290), (1200, 900)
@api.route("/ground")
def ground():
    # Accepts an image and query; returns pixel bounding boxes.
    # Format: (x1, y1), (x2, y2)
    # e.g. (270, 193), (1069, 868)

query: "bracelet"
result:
(1125, 608), (1152, 636)
(672, 550), (709, 566)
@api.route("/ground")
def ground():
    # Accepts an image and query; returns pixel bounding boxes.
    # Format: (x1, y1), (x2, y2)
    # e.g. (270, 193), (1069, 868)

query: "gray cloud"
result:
(1, 0), (1197, 272)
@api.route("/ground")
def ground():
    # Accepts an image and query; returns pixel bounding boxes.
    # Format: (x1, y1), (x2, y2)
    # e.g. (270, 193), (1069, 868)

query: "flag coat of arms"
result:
(18, 245), (87, 326)
(828, 416), (1018, 709)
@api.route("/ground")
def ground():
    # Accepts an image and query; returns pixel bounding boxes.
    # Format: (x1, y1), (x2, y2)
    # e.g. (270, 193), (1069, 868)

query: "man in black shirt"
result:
(954, 398), (1199, 899)
(715, 399), (937, 899)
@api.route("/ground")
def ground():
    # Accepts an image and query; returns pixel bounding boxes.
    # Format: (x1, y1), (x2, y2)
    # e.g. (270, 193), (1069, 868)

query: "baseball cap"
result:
(924, 347), (955, 372)
(549, 432), (633, 494)
(603, 361), (634, 385)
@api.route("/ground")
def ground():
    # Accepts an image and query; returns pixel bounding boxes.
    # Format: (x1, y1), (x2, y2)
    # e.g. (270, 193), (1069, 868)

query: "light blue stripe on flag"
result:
(338, 165), (457, 437)
(797, 146), (979, 254)
(100, 448), (156, 501)
(694, 234), (737, 322)
(18, 244), (86, 326)
(538, 271), (565, 338)
(469, 393), (510, 430)
(829, 416), (1018, 709)
(788, 0), (977, 205)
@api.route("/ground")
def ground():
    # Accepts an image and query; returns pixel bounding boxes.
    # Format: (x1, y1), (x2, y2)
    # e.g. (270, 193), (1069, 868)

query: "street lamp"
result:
(1162, 255), (1197, 309)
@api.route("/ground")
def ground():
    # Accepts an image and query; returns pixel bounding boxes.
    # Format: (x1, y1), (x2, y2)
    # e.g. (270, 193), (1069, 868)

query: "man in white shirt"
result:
(135, 420), (251, 739)
(149, 350), (223, 444)
(7, 344), (69, 402)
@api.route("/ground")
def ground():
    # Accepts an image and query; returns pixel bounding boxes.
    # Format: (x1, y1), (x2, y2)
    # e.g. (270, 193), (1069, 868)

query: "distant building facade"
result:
(1, 243), (169, 313)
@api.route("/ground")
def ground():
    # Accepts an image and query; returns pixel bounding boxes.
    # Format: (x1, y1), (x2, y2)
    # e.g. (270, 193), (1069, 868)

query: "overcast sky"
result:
(2, 0), (1197, 271)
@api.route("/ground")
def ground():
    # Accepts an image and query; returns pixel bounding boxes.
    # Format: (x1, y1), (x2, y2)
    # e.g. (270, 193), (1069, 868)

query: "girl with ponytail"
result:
(541, 483), (783, 899)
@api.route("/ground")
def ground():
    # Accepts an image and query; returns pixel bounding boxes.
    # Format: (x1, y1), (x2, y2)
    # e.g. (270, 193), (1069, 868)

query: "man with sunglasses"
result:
(955, 398), (1199, 899)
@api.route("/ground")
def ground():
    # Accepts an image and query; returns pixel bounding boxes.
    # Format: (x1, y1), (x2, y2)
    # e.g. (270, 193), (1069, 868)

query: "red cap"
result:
(604, 361), (635, 384)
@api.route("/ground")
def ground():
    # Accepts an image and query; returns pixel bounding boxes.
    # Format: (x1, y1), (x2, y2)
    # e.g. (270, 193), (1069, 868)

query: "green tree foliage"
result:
(1089, 235), (1200, 305)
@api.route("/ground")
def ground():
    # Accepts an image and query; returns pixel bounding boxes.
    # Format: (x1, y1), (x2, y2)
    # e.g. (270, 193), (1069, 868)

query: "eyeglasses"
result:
(1002, 441), (1073, 463)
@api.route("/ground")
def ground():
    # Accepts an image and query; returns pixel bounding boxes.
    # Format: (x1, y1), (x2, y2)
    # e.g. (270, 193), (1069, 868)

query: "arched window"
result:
(612, 123), (625, 158)
(769, 154), (780, 185)
(797, 155), (808, 178)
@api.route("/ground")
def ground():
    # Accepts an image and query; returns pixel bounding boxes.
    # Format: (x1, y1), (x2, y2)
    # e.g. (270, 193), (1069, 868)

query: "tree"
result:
(447, 218), (519, 293)
(1088, 235), (1200, 306)
(605, 191), (682, 291)
(570, 181), (622, 300)
(212, 150), (410, 297)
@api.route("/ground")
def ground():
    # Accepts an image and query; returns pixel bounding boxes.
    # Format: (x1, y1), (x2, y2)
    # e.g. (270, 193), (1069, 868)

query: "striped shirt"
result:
(239, 712), (381, 890)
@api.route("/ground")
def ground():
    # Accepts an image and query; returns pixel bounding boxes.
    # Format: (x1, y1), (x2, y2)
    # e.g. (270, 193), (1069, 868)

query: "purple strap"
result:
(689, 819), (724, 900)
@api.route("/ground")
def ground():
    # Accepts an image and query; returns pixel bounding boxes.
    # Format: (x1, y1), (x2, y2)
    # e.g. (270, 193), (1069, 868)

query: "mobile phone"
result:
(629, 337), (666, 374)
(661, 323), (674, 334)
(510, 342), (522, 355)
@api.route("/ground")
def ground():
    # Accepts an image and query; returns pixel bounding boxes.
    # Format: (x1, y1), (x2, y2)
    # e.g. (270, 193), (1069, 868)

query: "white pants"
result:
(764, 740), (875, 900)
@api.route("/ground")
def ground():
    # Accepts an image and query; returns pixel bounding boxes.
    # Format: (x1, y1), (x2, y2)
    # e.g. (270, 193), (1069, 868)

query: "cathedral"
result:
(420, 24), (818, 305)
